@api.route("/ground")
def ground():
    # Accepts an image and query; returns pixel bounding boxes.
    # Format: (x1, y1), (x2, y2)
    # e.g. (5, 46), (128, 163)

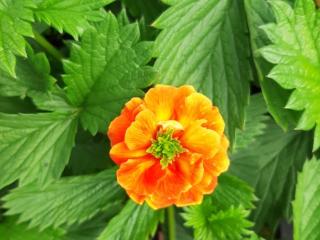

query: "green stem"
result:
(167, 206), (176, 240)
(33, 30), (63, 61)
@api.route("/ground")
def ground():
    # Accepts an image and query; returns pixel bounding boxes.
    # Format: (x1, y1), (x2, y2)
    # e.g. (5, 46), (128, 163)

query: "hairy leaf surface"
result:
(153, 0), (251, 144)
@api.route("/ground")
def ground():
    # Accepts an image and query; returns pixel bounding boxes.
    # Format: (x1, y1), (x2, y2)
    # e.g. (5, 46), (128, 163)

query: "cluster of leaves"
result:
(0, 0), (319, 239)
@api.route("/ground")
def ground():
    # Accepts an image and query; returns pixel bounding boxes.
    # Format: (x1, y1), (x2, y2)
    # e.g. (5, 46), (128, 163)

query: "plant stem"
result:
(167, 206), (176, 240)
(33, 30), (63, 61)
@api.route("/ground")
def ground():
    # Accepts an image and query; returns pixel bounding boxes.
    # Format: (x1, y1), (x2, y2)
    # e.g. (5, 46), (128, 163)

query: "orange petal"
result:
(127, 190), (146, 205)
(196, 175), (218, 194)
(180, 122), (220, 158)
(177, 93), (225, 135)
(204, 136), (230, 176)
(117, 157), (164, 195)
(108, 97), (144, 145)
(125, 109), (157, 150)
(177, 93), (212, 126)
(155, 166), (191, 199)
(110, 142), (147, 165)
(144, 85), (178, 121)
(203, 106), (225, 135)
(174, 153), (204, 186)
(146, 194), (176, 209)
(176, 187), (203, 207)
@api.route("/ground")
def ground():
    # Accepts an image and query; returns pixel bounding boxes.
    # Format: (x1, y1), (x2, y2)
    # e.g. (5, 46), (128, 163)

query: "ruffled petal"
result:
(174, 153), (204, 186)
(110, 142), (147, 165)
(180, 122), (220, 158)
(177, 93), (225, 135)
(108, 97), (144, 145)
(204, 136), (230, 176)
(125, 109), (157, 150)
(176, 187), (203, 207)
(144, 85), (178, 121)
(117, 157), (165, 196)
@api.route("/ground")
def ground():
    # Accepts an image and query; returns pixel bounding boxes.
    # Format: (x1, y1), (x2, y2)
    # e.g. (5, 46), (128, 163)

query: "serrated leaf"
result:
(0, 0), (35, 76)
(98, 201), (163, 240)
(0, 217), (65, 240)
(0, 112), (78, 188)
(153, 0), (251, 144)
(3, 169), (125, 230)
(0, 45), (54, 98)
(182, 174), (255, 240)
(234, 94), (268, 151)
(230, 120), (312, 232)
(63, 13), (156, 134)
(260, 0), (320, 150)
(34, 0), (115, 39)
(293, 158), (320, 240)
(244, 0), (300, 130)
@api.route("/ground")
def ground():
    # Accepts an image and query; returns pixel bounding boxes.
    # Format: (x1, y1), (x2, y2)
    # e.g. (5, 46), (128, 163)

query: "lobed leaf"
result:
(3, 169), (125, 230)
(260, 0), (320, 150)
(244, 0), (300, 130)
(34, 0), (115, 39)
(153, 0), (251, 144)
(63, 13), (156, 134)
(0, 0), (35, 76)
(182, 174), (255, 240)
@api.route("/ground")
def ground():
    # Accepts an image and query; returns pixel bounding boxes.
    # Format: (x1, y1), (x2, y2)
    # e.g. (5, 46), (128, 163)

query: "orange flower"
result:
(107, 85), (229, 209)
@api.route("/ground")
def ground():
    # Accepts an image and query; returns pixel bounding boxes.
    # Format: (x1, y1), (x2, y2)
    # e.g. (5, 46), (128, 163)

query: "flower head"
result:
(107, 85), (229, 209)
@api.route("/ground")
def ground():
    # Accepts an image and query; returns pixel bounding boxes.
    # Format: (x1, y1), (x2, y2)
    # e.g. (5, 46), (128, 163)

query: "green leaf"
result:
(244, 0), (300, 130)
(153, 0), (251, 144)
(0, 112), (78, 188)
(230, 120), (312, 232)
(34, 0), (115, 39)
(98, 201), (163, 240)
(0, 96), (36, 113)
(66, 129), (112, 175)
(0, 45), (54, 98)
(0, 217), (65, 240)
(234, 94), (268, 151)
(293, 158), (320, 240)
(182, 174), (255, 240)
(121, 0), (166, 23)
(63, 13), (156, 134)
(0, 0), (35, 76)
(260, 0), (320, 150)
(3, 169), (125, 230)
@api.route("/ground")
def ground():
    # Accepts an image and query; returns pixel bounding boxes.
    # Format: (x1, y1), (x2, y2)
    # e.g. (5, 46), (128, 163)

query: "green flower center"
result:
(147, 129), (185, 168)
